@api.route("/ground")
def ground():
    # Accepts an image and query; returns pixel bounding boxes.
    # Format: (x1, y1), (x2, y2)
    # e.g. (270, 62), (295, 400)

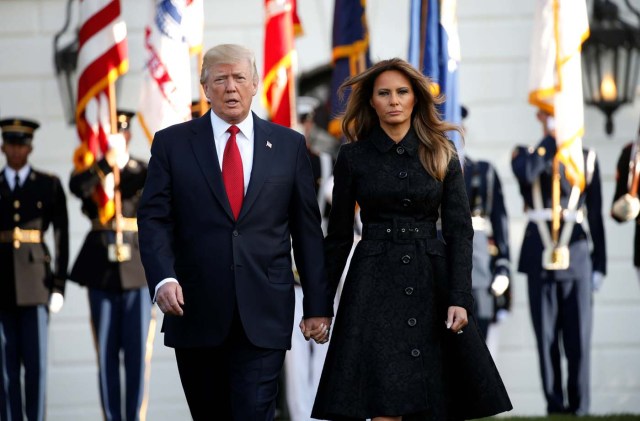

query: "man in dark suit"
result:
(511, 110), (606, 415)
(137, 44), (333, 421)
(68, 111), (153, 421)
(611, 140), (640, 285)
(0, 118), (69, 421)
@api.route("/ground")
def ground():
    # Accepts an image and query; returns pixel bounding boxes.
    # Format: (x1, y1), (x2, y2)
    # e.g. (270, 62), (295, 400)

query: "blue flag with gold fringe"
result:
(329, 0), (371, 137)
(408, 0), (463, 161)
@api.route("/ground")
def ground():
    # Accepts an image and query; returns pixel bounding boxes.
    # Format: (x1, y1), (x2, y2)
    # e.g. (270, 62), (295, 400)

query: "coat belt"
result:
(0, 227), (42, 248)
(362, 221), (436, 242)
(91, 217), (138, 232)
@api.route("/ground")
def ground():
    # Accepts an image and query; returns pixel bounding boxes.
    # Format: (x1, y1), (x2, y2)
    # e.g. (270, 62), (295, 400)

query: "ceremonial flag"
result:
(138, 0), (203, 142)
(329, 0), (371, 137)
(262, 0), (298, 128)
(408, 0), (463, 159)
(529, 0), (589, 190)
(73, 0), (128, 224)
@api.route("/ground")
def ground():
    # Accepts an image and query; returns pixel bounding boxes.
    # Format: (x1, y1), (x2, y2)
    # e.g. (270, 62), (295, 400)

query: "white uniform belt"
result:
(527, 209), (584, 223)
(471, 216), (488, 231)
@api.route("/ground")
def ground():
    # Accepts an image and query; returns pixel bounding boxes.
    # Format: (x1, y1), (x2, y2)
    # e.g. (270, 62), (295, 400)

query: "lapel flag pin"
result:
(266, 141), (272, 148)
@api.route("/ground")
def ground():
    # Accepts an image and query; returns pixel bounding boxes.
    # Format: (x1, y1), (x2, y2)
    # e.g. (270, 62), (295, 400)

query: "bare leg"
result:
(373, 417), (401, 421)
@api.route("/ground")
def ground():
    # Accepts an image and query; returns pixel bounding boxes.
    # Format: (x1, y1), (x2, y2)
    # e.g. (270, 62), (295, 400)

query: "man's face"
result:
(203, 60), (258, 124)
(1, 142), (32, 170)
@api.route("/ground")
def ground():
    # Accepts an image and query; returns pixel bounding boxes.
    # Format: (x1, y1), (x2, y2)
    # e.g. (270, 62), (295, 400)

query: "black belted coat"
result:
(312, 126), (511, 420)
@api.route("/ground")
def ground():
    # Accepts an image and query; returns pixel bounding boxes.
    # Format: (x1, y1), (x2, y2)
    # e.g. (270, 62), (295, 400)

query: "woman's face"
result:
(370, 70), (416, 133)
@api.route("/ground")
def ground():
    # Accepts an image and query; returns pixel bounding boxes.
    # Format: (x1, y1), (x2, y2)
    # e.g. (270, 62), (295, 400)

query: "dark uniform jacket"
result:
(464, 157), (510, 287)
(612, 142), (640, 267)
(69, 156), (147, 291)
(512, 135), (607, 280)
(0, 167), (69, 309)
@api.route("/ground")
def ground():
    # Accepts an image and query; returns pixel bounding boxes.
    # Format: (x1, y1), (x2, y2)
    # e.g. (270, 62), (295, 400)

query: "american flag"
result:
(73, 0), (128, 224)
(262, 0), (298, 128)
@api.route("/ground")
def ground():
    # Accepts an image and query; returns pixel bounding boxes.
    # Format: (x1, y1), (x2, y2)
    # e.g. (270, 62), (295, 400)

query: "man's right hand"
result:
(156, 282), (184, 316)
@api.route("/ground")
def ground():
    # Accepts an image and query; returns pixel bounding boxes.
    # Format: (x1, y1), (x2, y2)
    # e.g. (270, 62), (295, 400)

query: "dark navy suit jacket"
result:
(137, 111), (333, 350)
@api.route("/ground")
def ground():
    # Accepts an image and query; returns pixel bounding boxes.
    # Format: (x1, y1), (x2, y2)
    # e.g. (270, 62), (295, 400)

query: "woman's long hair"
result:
(339, 58), (461, 181)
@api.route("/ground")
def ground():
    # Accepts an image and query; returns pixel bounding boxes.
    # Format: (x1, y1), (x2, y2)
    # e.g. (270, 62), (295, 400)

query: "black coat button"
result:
(408, 318), (417, 326)
(232, 230), (239, 237)
(411, 349), (421, 357)
(396, 146), (405, 155)
(401, 255), (411, 264)
(402, 198), (412, 207)
(398, 171), (408, 179)
(405, 287), (414, 295)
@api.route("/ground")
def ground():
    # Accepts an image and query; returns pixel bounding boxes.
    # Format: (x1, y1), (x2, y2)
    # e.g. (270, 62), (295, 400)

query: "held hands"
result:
(105, 133), (127, 167)
(445, 306), (468, 334)
(300, 317), (332, 344)
(156, 282), (184, 316)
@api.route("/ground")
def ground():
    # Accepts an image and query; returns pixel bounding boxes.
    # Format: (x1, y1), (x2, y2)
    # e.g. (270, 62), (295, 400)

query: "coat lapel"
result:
(238, 114), (273, 220)
(189, 112), (235, 220)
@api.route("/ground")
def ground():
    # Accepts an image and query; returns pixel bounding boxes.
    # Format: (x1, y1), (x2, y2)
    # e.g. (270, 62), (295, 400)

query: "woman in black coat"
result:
(311, 58), (511, 421)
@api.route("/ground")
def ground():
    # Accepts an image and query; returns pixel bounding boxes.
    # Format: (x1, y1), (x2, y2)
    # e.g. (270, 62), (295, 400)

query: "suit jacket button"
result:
(232, 230), (239, 237)
(407, 318), (417, 326)
(396, 146), (405, 155)
(398, 171), (408, 179)
(401, 198), (412, 207)
(401, 255), (411, 264)
(405, 287), (414, 295)
(411, 348), (420, 357)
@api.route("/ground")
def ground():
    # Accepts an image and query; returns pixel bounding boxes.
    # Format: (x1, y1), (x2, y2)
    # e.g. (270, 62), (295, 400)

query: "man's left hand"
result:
(300, 317), (332, 344)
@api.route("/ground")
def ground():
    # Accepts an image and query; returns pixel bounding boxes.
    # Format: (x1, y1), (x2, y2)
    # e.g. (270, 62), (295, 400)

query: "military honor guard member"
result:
(68, 110), (153, 421)
(511, 110), (606, 415)
(461, 106), (511, 341)
(0, 118), (69, 421)
(611, 139), (640, 285)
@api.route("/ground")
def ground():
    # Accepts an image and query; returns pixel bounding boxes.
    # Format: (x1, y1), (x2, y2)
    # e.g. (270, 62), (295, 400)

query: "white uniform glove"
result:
(592, 271), (604, 292)
(491, 274), (510, 296)
(49, 292), (64, 313)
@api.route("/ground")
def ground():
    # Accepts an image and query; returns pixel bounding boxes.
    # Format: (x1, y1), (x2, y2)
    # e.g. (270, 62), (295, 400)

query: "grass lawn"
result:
(479, 416), (640, 420)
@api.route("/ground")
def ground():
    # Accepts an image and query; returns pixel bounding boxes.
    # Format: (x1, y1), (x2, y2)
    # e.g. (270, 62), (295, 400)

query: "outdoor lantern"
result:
(53, 0), (79, 125)
(582, 0), (640, 135)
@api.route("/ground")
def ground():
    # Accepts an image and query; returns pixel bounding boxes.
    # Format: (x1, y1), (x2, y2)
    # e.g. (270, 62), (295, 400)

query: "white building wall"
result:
(0, 0), (638, 419)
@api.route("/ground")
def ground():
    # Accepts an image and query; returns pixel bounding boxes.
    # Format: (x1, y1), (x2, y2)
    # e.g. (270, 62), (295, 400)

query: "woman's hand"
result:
(445, 306), (468, 334)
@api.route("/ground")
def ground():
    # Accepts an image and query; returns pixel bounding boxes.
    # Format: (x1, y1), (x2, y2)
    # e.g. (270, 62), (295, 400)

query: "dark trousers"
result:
(0, 305), (48, 421)
(89, 287), (154, 421)
(175, 312), (286, 421)
(527, 273), (592, 415)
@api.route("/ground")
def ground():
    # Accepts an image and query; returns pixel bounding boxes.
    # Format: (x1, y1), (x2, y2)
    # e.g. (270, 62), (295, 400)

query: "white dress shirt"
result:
(154, 113), (255, 302)
(4, 165), (31, 190)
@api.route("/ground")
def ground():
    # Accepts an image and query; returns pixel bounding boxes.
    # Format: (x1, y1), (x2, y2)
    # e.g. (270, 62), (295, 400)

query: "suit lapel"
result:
(189, 112), (235, 220)
(238, 114), (273, 220)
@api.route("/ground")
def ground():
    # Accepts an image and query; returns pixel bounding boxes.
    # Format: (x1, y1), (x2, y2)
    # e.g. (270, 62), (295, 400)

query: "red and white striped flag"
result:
(138, 0), (203, 142)
(262, 0), (298, 128)
(73, 0), (128, 224)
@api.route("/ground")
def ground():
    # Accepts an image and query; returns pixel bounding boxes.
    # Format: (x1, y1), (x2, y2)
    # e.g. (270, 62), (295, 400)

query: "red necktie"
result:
(222, 125), (244, 219)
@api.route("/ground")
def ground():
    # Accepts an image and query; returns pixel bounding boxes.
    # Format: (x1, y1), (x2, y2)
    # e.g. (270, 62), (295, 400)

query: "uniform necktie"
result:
(222, 125), (244, 219)
(13, 173), (21, 193)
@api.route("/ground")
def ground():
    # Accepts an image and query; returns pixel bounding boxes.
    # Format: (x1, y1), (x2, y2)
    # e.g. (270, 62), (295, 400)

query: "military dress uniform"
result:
(0, 118), (69, 421)
(68, 112), (153, 421)
(463, 157), (510, 339)
(512, 135), (606, 415)
(611, 142), (640, 280)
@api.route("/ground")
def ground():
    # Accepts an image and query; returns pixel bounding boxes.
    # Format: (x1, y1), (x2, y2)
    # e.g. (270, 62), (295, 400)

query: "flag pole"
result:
(197, 50), (207, 117)
(108, 80), (125, 254)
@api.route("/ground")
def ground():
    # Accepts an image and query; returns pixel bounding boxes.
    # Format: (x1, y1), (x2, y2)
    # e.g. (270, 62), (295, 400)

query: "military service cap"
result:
(0, 118), (40, 145)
